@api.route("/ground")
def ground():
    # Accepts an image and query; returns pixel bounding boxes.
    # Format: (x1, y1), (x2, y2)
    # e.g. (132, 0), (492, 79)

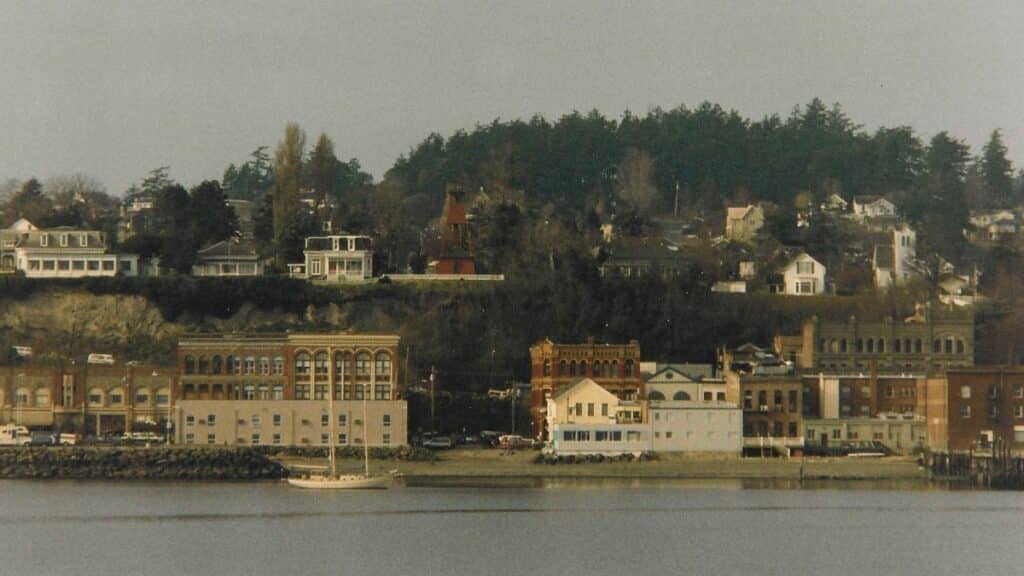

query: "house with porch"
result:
(288, 234), (374, 282)
(192, 240), (264, 277)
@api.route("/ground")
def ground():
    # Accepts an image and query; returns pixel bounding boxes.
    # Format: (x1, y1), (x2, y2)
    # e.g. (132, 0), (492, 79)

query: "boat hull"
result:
(287, 474), (391, 490)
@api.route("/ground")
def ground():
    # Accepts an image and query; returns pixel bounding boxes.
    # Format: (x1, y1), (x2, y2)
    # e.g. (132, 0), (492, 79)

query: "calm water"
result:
(1, 479), (1022, 576)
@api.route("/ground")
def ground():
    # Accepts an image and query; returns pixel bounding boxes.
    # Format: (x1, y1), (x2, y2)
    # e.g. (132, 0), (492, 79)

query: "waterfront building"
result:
(529, 338), (642, 438)
(926, 367), (1024, 452)
(544, 377), (741, 455)
(176, 332), (405, 447)
(0, 362), (175, 434)
(802, 415), (927, 455)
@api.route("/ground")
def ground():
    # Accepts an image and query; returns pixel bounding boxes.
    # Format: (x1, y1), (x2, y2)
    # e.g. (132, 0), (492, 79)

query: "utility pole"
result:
(429, 366), (436, 433)
(510, 385), (516, 435)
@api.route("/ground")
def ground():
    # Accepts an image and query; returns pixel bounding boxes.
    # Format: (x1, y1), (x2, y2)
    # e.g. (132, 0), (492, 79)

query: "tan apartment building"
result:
(175, 332), (407, 447)
(0, 362), (175, 434)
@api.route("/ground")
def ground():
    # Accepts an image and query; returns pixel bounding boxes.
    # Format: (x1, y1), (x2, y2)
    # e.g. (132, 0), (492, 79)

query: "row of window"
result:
(543, 358), (636, 378)
(185, 413), (391, 427)
(294, 351), (391, 378)
(562, 430), (641, 442)
(959, 405), (1024, 419)
(185, 432), (390, 446)
(184, 355), (284, 376)
(742, 390), (800, 412)
(568, 402), (609, 418)
(87, 388), (169, 407)
(37, 232), (92, 247)
(959, 385), (1024, 399)
(647, 390), (726, 402)
(744, 421), (800, 437)
(818, 336), (968, 355)
(25, 258), (117, 272)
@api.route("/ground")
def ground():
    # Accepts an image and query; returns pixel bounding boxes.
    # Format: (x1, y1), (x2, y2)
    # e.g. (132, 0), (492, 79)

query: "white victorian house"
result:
(2, 220), (141, 278)
(288, 234), (374, 282)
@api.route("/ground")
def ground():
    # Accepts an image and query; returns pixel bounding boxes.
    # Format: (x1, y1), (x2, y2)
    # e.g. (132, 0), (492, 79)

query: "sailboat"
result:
(288, 364), (390, 490)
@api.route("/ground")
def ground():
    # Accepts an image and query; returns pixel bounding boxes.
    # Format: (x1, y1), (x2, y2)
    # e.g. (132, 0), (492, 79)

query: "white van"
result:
(87, 353), (115, 365)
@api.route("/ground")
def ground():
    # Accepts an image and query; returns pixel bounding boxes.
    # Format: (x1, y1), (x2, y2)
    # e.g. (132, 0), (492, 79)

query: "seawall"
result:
(0, 447), (288, 480)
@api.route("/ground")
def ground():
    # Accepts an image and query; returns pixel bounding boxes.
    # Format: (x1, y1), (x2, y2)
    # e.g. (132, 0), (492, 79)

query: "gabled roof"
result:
(441, 192), (468, 226)
(603, 236), (682, 263)
(782, 251), (822, 270)
(727, 205), (760, 221)
(646, 364), (711, 383)
(196, 240), (259, 260)
(550, 377), (618, 402)
(7, 218), (37, 231)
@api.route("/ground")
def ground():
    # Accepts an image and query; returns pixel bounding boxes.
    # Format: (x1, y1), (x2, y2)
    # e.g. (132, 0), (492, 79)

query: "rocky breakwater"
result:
(0, 447), (288, 480)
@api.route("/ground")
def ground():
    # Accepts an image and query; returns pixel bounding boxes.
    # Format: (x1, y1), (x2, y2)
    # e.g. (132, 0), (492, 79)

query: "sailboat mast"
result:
(363, 381), (370, 477)
(328, 347), (337, 478)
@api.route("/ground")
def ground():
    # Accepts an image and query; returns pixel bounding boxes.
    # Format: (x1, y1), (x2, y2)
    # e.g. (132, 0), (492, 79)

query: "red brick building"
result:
(528, 338), (642, 438)
(928, 367), (1024, 451)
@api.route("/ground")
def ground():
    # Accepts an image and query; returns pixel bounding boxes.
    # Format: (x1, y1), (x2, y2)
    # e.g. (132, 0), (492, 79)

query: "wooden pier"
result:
(928, 442), (1024, 489)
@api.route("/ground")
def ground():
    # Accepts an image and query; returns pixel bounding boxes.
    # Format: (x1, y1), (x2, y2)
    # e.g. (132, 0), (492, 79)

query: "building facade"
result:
(192, 240), (264, 277)
(176, 332), (405, 447)
(780, 252), (826, 296)
(928, 367), (1024, 452)
(0, 362), (175, 435)
(799, 308), (974, 374)
(529, 338), (643, 438)
(2, 220), (141, 278)
(724, 205), (764, 242)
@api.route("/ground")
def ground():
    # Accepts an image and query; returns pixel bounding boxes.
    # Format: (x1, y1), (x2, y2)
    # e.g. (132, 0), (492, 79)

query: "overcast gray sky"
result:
(2, 1), (1022, 194)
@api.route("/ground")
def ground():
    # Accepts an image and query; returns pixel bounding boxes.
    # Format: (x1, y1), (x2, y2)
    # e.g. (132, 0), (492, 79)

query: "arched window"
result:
(878, 338), (885, 353)
(569, 361), (577, 376)
(933, 339), (941, 353)
(611, 360), (618, 377)
(375, 352), (392, 376)
(233, 356), (243, 375)
(259, 357), (270, 375)
(34, 388), (50, 407)
(156, 387), (170, 406)
(673, 391), (691, 401)
(295, 352), (311, 376)
(87, 387), (104, 407)
(856, 339), (863, 353)
(134, 388), (151, 405)
(840, 339), (848, 353)
(904, 339), (911, 354)
(866, 338), (874, 353)
(245, 356), (256, 375)
(579, 361), (587, 376)
(829, 339), (838, 353)
(15, 387), (31, 406)
(956, 339), (965, 354)
(212, 355), (223, 374)
(648, 391), (666, 400)
(914, 339), (922, 353)
(558, 360), (566, 376)
(625, 359), (634, 377)
(198, 356), (209, 374)
(273, 356), (284, 375)
(314, 352), (329, 378)
(184, 356), (195, 374)
(542, 359), (551, 377)
(225, 355), (235, 374)
(894, 339), (902, 353)
(109, 388), (124, 405)
(356, 352), (371, 376)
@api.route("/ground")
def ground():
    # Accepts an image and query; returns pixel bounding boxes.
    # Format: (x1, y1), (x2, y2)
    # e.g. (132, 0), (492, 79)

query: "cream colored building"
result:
(649, 401), (742, 453)
(176, 399), (407, 447)
(803, 415), (927, 455)
(724, 205), (764, 243)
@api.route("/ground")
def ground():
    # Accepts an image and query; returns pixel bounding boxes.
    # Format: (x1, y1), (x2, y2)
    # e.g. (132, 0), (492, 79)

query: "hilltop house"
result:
(774, 252), (826, 296)
(288, 234), (374, 282)
(724, 205), (764, 242)
(1, 220), (142, 278)
(192, 239), (264, 277)
(852, 196), (896, 220)
(873, 224), (916, 289)
(821, 193), (848, 212)
(599, 236), (684, 279)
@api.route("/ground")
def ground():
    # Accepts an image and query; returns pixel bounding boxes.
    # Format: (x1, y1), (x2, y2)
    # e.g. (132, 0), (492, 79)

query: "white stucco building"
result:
(874, 225), (917, 289)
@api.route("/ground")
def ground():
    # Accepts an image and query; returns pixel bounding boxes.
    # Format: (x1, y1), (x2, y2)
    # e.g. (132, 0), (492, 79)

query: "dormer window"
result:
(79, 234), (88, 247)
(40, 235), (48, 247)
(60, 233), (69, 247)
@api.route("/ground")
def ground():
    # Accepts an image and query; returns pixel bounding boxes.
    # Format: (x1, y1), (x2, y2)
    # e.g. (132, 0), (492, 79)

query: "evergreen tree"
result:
(270, 123), (305, 267)
(189, 180), (238, 247)
(307, 133), (338, 215)
(980, 129), (1014, 207)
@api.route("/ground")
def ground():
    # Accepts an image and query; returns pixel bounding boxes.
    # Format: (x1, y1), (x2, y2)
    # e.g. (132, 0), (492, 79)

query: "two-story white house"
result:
(3, 220), (140, 278)
(778, 252), (826, 296)
(724, 205), (764, 243)
(852, 196), (897, 220)
(288, 234), (373, 282)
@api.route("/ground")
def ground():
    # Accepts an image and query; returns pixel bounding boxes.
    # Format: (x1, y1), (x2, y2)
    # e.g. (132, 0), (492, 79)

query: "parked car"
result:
(29, 432), (55, 446)
(0, 425), (32, 446)
(498, 434), (530, 449)
(58, 433), (78, 446)
(122, 431), (164, 443)
(87, 353), (115, 365)
(424, 437), (453, 449)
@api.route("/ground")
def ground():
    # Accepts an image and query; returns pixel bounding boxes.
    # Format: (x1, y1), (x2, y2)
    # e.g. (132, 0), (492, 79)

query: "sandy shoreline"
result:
(277, 448), (930, 482)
